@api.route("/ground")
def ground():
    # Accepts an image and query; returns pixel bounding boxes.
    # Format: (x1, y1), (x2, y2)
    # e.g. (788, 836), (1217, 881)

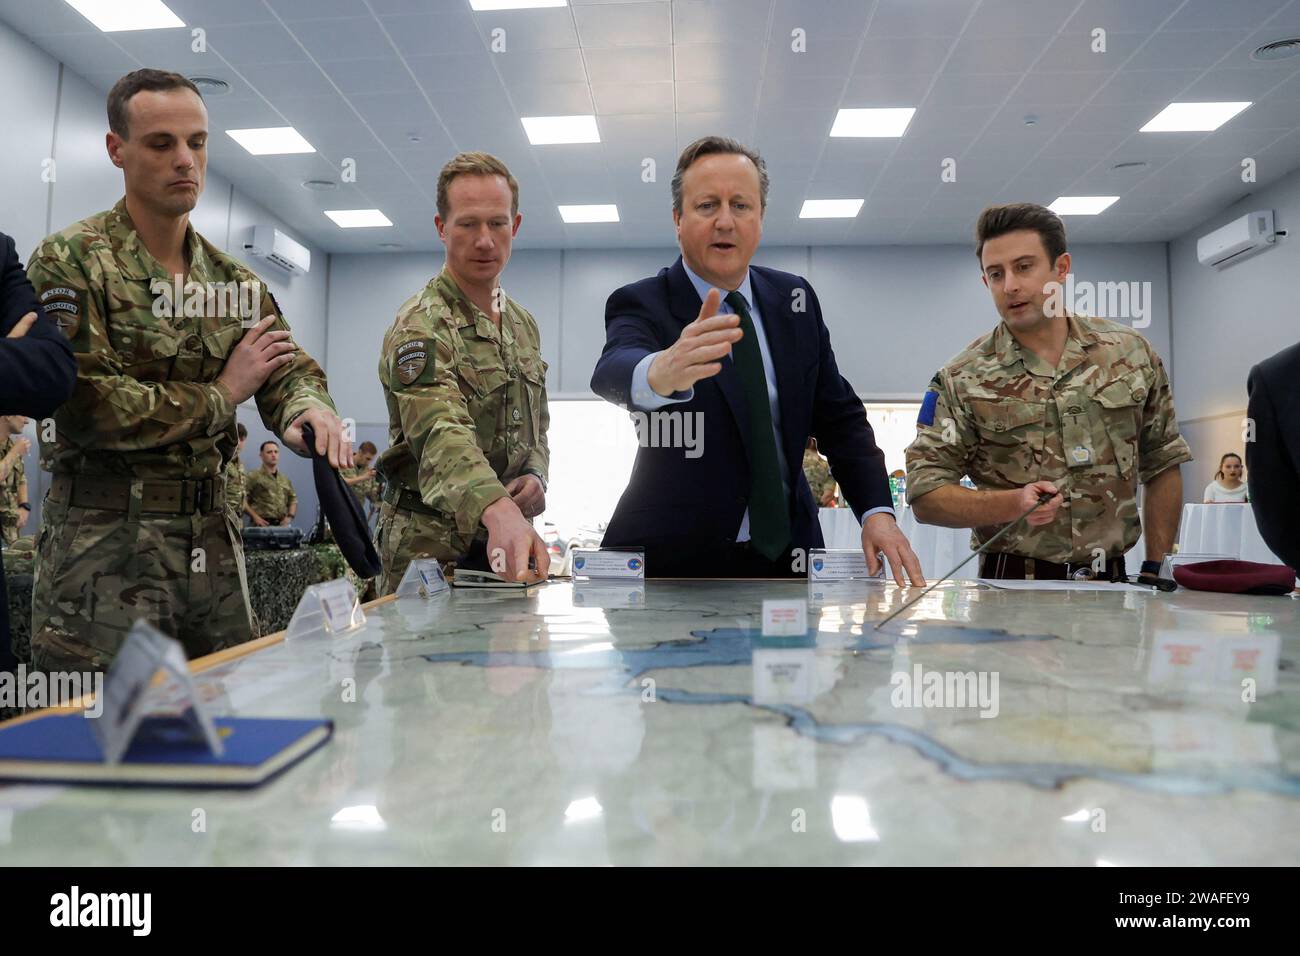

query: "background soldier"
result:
(245, 440), (297, 526)
(224, 421), (248, 523)
(802, 438), (836, 507)
(0, 416), (30, 545)
(343, 440), (381, 515)
(375, 152), (550, 592)
(906, 203), (1190, 582)
(25, 69), (350, 672)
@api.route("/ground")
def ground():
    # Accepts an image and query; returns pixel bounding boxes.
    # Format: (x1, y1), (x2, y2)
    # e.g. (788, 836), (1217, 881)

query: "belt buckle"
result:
(179, 479), (196, 514)
(197, 478), (213, 513)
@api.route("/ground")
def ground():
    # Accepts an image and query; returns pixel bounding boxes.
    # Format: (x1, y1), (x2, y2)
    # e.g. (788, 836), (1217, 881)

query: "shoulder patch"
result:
(394, 338), (430, 386)
(918, 389), (939, 427)
(38, 286), (81, 341)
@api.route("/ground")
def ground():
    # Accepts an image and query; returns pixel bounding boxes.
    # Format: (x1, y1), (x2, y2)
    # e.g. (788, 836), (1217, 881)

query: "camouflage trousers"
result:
(0, 516), (18, 547)
(374, 500), (476, 596)
(32, 498), (256, 673)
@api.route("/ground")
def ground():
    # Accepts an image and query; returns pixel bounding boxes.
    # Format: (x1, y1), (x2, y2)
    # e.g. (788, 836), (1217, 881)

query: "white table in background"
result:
(1177, 503), (1282, 564)
(836, 506), (1151, 580)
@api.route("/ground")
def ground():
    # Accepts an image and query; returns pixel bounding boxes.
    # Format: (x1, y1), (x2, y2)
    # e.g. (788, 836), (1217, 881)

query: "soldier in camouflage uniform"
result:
(802, 439), (836, 507)
(224, 421), (248, 523)
(25, 70), (350, 672)
(376, 152), (550, 593)
(245, 440), (297, 525)
(0, 417), (30, 545)
(906, 203), (1190, 581)
(343, 440), (381, 515)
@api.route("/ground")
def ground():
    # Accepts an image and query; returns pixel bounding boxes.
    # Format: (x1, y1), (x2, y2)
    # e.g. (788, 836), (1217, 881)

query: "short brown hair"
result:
(436, 152), (519, 220)
(975, 203), (1067, 265)
(107, 69), (203, 139)
(671, 136), (769, 215)
(358, 441), (377, 455)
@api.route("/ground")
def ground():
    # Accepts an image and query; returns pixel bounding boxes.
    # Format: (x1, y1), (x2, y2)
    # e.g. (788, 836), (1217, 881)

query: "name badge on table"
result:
(570, 548), (645, 580)
(395, 557), (450, 599)
(91, 621), (223, 765)
(762, 598), (808, 637)
(808, 549), (885, 583)
(287, 578), (366, 638)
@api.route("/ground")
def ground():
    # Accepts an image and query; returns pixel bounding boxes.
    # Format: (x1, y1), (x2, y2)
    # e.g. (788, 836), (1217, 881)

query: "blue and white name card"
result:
(570, 548), (645, 580)
(808, 549), (886, 583)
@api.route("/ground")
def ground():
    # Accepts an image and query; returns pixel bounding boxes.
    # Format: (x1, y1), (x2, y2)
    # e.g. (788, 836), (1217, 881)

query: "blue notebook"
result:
(0, 713), (333, 788)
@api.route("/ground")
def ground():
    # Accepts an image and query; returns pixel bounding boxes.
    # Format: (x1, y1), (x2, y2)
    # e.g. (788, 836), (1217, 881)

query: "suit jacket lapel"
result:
(666, 258), (750, 464)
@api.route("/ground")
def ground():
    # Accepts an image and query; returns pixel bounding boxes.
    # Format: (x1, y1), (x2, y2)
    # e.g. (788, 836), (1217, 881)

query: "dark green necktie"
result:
(725, 290), (791, 561)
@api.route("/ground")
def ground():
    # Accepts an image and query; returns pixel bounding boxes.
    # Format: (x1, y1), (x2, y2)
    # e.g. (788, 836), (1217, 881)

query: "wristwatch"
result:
(17, 503), (29, 511)
(525, 470), (547, 493)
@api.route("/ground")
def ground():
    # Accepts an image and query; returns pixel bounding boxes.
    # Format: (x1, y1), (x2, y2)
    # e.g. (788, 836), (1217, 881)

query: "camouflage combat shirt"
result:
(245, 467), (296, 523)
(26, 198), (335, 481)
(905, 313), (1192, 562)
(377, 268), (549, 537)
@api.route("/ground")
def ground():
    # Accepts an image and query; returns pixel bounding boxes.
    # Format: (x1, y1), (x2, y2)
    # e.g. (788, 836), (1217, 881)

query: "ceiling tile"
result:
(672, 0), (772, 45)
(584, 46), (672, 84)
(592, 81), (674, 114)
(574, 1), (672, 47)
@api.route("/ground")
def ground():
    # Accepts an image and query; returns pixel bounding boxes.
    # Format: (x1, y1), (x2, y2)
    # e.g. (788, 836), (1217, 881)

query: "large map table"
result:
(1, 580), (1297, 865)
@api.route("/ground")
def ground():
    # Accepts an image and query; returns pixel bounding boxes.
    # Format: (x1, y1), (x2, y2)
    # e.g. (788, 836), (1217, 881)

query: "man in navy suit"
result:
(0, 230), (77, 670)
(590, 136), (923, 582)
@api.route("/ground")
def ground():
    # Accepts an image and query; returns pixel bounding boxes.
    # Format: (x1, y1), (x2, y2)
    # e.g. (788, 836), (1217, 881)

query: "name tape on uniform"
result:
(808, 549), (886, 583)
(761, 599), (808, 637)
(92, 621), (223, 765)
(571, 548), (645, 580)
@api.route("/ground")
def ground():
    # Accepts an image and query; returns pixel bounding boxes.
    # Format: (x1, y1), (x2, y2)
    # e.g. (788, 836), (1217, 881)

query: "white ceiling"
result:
(6, 0), (1300, 253)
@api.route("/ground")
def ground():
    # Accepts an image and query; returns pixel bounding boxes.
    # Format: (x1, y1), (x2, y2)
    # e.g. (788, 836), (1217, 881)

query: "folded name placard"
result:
(571, 548), (645, 580)
(395, 558), (450, 598)
(93, 621), (221, 765)
(807, 549), (885, 583)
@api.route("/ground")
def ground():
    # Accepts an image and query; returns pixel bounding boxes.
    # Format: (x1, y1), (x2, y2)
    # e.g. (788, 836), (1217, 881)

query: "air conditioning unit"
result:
(244, 225), (311, 276)
(1197, 210), (1277, 268)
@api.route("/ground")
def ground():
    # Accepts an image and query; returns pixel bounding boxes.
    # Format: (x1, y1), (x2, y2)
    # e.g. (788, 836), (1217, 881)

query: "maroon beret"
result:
(1172, 560), (1297, 596)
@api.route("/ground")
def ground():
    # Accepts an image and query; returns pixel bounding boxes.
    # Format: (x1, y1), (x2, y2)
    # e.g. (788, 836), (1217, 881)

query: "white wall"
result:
(0, 16), (331, 532)
(1169, 164), (1300, 500)
(327, 241), (1172, 426)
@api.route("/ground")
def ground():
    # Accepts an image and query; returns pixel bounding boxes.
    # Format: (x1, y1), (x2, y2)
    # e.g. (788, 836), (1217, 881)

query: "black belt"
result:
(980, 551), (1127, 582)
(381, 482), (437, 517)
(50, 473), (226, 515)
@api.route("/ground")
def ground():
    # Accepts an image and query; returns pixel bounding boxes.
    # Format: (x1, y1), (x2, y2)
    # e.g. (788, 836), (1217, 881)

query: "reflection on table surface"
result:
(2, 581), (1297, 865)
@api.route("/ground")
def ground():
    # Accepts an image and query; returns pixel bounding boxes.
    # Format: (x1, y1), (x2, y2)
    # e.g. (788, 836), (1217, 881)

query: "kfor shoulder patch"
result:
(38, 286), (81, 340)
(395, 338), (430, 385)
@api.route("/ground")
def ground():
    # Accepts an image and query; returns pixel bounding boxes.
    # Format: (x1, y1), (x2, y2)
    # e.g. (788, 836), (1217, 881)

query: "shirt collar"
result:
(681, 257), (754, 314)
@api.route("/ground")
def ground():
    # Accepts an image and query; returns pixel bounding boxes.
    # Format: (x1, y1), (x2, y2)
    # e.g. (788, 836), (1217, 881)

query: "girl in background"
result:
(1204, 453), (1249, 502)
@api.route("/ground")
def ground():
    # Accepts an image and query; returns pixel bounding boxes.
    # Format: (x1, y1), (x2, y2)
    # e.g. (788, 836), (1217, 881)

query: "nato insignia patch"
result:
(38, 286), (80, 340)
(395, 339), (429, 385)
(918, 390), (939, 426)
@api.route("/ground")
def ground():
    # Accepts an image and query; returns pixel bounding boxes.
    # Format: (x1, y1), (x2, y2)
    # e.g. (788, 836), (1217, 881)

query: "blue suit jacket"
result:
(590, 257), (891, 561)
